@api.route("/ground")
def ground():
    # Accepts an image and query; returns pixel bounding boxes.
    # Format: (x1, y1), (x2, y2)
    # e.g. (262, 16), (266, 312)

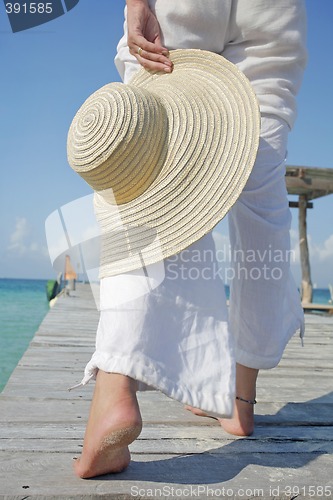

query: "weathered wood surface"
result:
(302, 303), (333, 313)
(0, 284), (332, 499)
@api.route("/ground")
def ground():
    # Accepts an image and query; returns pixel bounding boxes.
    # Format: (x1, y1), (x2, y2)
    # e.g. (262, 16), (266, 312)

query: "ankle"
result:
(236, 395), (257, 405)
(96, 371), (138, 393)
(235, 363), (258, 402)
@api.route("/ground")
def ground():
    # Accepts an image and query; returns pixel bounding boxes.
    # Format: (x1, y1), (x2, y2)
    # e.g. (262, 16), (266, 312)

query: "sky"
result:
(0, 0), (332, 288)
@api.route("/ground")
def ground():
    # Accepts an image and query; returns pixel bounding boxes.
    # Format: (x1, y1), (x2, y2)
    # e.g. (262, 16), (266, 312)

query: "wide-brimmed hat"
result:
(67, 49), (260, 278)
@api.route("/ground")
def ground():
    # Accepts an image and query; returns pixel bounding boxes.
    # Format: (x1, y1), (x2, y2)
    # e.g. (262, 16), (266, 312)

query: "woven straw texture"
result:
(67, 49), (260, 277)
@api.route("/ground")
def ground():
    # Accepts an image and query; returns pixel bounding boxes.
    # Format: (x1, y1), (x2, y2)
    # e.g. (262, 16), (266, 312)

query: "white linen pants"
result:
(79, 0), (306, 417)
(81, 115), (304, 417)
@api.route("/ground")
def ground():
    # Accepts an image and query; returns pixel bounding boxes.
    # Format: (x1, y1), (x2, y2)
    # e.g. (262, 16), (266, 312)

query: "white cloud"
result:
(317, 234), (333, 261)
(212, 230), (231, 263)
(290, 229), (301, 264)
(7, 217), (48, 257)
(291, 230), (333, 263)
(7, 217), (29, 252)
(290, 230), (333, 288)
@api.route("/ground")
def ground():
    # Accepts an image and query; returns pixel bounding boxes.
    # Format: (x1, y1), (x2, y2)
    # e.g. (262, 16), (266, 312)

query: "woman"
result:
(73, 0), (307, 478)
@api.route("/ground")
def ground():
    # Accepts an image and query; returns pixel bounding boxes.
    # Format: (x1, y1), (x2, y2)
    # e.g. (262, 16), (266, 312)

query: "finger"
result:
(136, 52), (173, 73)
(128, 34), (169, 56)
(130, 45), (171, 67)
(136, 46), (172, 65)
(130, 44), (173, 74)
(128, 40), (170, 69)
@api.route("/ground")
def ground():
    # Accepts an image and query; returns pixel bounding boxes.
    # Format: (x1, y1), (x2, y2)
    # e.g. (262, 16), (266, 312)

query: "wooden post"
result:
(299, 194), (313, 303)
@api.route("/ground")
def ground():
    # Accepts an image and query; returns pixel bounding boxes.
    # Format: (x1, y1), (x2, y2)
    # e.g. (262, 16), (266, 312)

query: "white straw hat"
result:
(67, 49), (260, 277)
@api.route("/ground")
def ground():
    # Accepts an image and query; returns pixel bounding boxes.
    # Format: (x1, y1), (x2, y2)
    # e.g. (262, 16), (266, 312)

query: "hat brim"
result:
(94, 49), (260, 277)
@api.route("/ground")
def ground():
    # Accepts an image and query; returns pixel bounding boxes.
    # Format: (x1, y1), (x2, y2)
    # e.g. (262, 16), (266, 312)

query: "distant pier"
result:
(0, 283), (332, 498)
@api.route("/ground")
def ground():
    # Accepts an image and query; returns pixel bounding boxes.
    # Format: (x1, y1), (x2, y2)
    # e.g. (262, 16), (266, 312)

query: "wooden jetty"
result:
(302, 303), (333, 314)
(0, 283), (332, 499)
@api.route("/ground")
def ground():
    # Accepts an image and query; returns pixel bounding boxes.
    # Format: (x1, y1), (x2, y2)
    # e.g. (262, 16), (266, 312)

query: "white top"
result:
(115, 0), (307, 129)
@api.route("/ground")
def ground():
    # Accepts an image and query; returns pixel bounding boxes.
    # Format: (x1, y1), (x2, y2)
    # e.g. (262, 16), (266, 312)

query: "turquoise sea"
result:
(0, 278), (49, 392)
(0, 278), (331, 392)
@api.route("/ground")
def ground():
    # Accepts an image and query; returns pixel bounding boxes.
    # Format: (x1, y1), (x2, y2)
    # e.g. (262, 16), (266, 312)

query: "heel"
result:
(101, 424), (142, 451)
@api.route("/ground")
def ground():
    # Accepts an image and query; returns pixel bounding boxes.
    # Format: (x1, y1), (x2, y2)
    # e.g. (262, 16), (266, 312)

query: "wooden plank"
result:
(3, 371), (333, 403)
(1, 437), (333, 454)
(0, 394), (332, 427)
(0, 451), (332, 499)
(1, 283), (333, 498)
(0, 423), (332, 442)
(7, 365), (333, 384)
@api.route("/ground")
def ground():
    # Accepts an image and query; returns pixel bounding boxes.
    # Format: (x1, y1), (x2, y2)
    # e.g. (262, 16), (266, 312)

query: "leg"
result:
(227, 116), (300, 370)
(187, 117), (299, 433)
(218, 363), (258, 436)
(74, 371), (142, 479)
(186, 362), (258, 436)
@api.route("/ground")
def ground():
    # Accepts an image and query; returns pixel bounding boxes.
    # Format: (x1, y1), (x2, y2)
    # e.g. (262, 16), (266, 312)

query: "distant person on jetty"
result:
(67, 0), (307, 478)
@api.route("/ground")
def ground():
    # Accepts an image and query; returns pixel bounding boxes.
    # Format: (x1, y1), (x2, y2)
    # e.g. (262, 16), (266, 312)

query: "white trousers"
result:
(80, 115), (304, 417)
(78, 0), (306, 417)
(228, 115), (304, 369)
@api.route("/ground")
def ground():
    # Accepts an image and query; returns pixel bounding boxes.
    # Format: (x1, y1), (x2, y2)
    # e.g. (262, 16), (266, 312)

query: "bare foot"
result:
(185, 363), (258, 437)
(74, 371), (142, 479)
(218, 397), (255, 436)
(185, 399), (255, 436)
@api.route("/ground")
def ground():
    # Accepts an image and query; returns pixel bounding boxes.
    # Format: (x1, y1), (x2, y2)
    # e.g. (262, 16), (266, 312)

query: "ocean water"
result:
(0, 279), (331, 392)
(312, 288), (332, 305)
(0, 278), (49, 392)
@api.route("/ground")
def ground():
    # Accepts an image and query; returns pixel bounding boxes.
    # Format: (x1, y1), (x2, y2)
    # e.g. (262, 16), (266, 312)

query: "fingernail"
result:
(164, 66), (172, 73)
(162, 50), (169, 57)
(164, 60), (172, 67)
